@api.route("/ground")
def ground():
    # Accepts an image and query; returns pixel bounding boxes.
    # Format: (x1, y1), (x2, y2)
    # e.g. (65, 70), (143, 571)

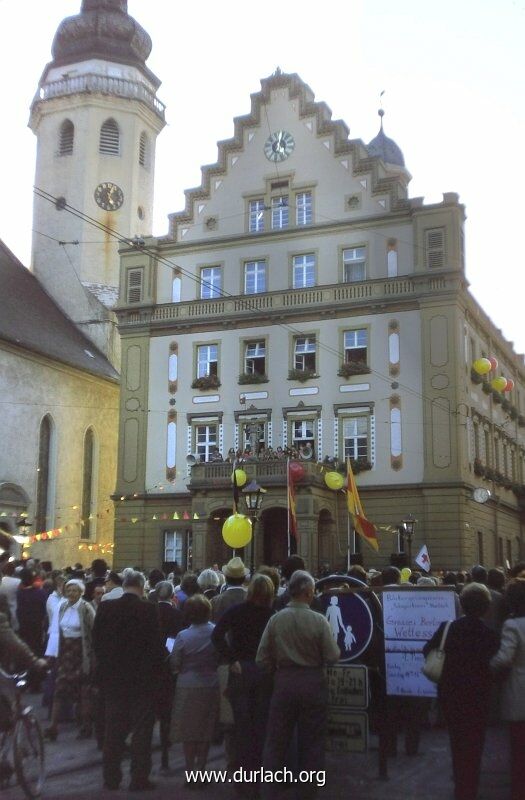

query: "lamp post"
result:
(400, 513), (417, 566)
(242, 479), (266, 575)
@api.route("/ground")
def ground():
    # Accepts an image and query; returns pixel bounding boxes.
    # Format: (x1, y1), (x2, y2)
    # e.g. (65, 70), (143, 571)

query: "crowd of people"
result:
(1, 532), (525, 799)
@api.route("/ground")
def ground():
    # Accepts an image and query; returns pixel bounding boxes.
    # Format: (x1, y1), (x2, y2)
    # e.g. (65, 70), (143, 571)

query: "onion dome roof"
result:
(367, 110), (405, 168)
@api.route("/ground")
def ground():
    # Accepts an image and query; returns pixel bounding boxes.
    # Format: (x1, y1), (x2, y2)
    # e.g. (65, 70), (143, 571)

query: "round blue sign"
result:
(319, 592), (374, 663)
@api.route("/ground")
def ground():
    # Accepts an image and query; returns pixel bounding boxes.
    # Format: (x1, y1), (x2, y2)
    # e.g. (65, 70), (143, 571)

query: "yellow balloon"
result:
(325, 471), (345, 491)
(491, 376), (507, 392)
(400, 567), (412, 583)
(222, 514), (252, 548)
(472, 358), (491, 375)
(232, 469), (247, 487)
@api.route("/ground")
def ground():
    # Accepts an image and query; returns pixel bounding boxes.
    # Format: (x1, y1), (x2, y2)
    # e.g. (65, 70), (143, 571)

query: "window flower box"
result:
(238, 373), (269, 385)
(287, 369), (318, 383)
(191, 375), (221, 390)
(337, 362), (372, 378)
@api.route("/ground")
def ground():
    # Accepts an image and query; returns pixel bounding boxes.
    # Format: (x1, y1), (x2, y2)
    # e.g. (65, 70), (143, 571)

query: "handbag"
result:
(422, 620), (452, 683)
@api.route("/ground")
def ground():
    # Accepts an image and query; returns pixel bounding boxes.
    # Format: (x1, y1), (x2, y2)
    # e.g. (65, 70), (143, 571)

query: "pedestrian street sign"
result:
(319, 590), (374, 662)
(326, 710), (368, 754)
(326, 664), (368, 709)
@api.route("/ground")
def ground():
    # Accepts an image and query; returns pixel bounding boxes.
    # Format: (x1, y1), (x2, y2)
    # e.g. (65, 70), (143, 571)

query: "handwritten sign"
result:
(381, 589), (456, 698)
(326, 710), (368, 753)
(326, 664), (368, 709)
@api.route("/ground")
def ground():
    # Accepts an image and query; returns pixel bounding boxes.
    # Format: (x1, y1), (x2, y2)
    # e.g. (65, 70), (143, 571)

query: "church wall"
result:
(0, 343), (119, 568)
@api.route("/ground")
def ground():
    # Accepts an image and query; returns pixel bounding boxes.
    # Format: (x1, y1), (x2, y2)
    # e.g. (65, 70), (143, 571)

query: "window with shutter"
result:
(99, 118), (120, 155)
(127, 269), (143, 303)
(139, 131), (148, 166)
(426, 228), (445, 269)
(59, 120), (74, 156)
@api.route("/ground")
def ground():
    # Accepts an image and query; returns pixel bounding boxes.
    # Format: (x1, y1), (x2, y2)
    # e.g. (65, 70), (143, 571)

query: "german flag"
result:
(346, 458), (379, 552)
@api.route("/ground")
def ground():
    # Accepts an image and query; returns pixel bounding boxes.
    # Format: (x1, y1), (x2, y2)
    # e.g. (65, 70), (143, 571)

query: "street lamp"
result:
(400, 513), (417, 566)
(242, 479), (266, 575)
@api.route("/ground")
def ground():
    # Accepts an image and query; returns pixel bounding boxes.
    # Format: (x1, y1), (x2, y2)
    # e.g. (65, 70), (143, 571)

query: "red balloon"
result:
(289, 461), (305, 481)
(504, 379), (515, 392)
(488, 357), (498, 372)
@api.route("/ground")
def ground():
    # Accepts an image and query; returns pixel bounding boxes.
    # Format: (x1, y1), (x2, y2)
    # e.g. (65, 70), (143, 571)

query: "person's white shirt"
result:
(100, 586), (124, 601)
(46, 590), (64, 625)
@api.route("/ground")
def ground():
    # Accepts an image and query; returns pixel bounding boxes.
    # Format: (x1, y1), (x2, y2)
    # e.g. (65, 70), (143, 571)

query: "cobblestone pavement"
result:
(1, 694), (511, 800)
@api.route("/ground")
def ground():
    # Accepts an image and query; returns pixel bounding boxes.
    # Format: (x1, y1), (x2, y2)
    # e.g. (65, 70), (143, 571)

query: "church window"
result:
(36, 415), (55, 535)
(81, 428), (97, 540)
(99, 118), (120, 155)
(58, 119), (74, 156)
(139, 132), (148, 167)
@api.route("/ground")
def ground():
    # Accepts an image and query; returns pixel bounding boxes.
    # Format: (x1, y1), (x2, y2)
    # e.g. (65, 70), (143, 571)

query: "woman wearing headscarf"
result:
(44, 578), (95, 741)
(490, 579), (525, 800)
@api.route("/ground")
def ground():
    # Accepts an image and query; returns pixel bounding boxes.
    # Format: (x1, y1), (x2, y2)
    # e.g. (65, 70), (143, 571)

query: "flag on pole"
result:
(287, 460), (298, 540)
(232, 463), (240, 514)
(415, 544), (431, 573)
(346, 459), (379, 552)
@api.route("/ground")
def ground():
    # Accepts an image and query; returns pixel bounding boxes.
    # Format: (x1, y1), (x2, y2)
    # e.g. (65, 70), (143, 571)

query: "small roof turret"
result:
(367, 108), (406, 168)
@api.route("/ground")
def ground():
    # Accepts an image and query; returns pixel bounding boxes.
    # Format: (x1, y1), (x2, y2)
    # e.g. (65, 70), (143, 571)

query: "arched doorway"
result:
(261, 507), (295, 567)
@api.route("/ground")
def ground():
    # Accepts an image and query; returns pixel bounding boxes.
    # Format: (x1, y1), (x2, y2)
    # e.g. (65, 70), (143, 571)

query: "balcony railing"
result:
(34, 74), (165, 120)
(189, 459), (325, 489)
(116, 272), (461, 328)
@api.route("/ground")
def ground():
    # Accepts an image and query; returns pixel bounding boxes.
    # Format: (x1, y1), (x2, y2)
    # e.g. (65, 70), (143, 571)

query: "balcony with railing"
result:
(188, 459), (325, 491)
(34, 74), (165, 120)
(116, 272), (460, 328)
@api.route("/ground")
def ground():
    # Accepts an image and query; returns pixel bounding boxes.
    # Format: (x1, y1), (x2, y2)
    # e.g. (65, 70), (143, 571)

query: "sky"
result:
(1, 0), (524, 355)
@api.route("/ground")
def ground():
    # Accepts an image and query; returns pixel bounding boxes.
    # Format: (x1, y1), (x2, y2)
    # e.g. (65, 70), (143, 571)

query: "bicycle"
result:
(0, 669), (45, 799)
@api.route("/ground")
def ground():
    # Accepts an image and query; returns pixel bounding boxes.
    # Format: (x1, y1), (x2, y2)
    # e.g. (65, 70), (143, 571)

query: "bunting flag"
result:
(287, 460), (298, 540)
(232, 462), (240, 514)
(346, 458), (379, 552)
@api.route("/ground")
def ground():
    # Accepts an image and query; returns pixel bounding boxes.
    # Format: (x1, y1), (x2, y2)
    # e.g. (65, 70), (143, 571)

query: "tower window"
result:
(99, 118), (120, 155)
(58, 119), (74, 156)
(139, 132), (148, 167)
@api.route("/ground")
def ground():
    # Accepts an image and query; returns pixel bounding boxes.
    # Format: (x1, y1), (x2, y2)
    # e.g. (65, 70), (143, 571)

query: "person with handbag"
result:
(490, 579), (525, 800)
(423, 582), (499, 800)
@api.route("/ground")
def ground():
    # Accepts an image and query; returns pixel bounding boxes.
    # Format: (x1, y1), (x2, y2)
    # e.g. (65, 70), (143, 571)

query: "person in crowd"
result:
(273, 555), (306, 611)
(84, 559), (108, 603)
(170, 594), (220, 781)
(256, 571), (340, 798)
(197, 568), (221, 600)
(156, 581), (184, 644)
(154, 580), (182, 773)
(381, 565), (401, 587)
(16, 567), (48, 689)
(258, 565), (281, 601)
(423, 583), (499, 800)
(44, 578), (95, 741)
(0, 553), (21, 630)
(175, 573), (200, 608)
(471, 564), (506, 632)
(93, 569), (165, 792)
(211, 557), (248, 622)
(347, 564), (368, 584)
(45, 571), (65, 625)
(212, 574), (275, 790)
(490, 579), (525, 800)
(91, 584), (105, 611)
(101, 571), (123, 602)
(147, 568), (165, 602)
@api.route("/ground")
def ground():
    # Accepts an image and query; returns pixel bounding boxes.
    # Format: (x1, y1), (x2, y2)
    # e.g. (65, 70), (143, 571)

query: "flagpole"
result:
(347, 514), (351, 572)
(286, 458), (291, 557)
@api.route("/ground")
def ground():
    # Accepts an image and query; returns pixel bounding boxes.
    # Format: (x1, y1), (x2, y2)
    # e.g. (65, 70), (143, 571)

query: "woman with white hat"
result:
(44, 578), (95, 741)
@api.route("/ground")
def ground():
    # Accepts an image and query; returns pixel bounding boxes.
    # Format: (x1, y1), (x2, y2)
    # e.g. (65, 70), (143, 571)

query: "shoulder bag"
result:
(422, 620), (452, 683)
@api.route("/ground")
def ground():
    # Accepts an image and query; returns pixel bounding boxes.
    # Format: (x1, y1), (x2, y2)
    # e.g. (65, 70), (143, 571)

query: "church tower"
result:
(29, 0), (165, 364)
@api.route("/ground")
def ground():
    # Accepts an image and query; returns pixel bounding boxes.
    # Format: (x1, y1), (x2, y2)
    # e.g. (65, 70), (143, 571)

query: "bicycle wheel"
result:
(13, 713), (45, 799)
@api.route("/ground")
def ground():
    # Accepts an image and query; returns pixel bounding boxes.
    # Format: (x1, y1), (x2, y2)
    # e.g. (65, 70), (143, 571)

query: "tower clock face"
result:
(264, 130), (295, 162)
(94, 182), (124, 211)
